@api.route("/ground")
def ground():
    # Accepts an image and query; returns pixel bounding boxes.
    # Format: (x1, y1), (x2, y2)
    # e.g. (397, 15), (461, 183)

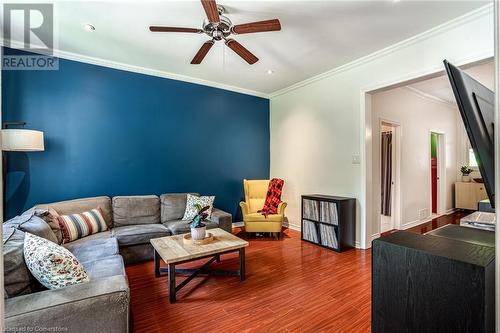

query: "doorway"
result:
(431, 133), (438, 214)
(430, 131), (446, 216)
(361, 56), (493, 249)
(380, 121), (400, 233)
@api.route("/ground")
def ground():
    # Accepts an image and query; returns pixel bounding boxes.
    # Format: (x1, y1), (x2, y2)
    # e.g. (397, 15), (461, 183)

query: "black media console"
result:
(372, 224), (495, 333)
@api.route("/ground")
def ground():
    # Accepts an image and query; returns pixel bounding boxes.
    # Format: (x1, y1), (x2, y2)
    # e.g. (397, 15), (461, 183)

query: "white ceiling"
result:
(5, 1), (489, 95)
(407, 60), (494, 104)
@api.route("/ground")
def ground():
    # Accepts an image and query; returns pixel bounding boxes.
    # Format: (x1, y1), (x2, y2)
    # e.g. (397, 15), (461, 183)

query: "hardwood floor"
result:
(127, 228), (371, 333)
(126, 212), (467, 332)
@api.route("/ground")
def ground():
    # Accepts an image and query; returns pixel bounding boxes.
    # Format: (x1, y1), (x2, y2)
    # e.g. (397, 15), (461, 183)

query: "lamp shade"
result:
(1, 129), (45, 152)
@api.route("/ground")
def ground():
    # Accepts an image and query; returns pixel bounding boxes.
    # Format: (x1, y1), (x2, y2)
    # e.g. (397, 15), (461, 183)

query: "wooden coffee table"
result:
(150, 228), (249, 303)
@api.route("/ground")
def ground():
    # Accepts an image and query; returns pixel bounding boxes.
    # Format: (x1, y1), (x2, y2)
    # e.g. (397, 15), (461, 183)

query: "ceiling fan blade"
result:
(231, 19), (281, 34)
(191, 40), (215, 64)
(149, 26), (202, 33)
(201, 0), (220, 24)
(225, 39), (258, 65)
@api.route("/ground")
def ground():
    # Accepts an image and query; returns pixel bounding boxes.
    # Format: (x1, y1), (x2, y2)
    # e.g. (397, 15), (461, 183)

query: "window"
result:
(468, 147), (478, 168)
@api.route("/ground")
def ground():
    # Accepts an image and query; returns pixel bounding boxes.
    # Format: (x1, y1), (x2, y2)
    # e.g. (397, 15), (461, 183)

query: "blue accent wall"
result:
(2, 48), (269, 219)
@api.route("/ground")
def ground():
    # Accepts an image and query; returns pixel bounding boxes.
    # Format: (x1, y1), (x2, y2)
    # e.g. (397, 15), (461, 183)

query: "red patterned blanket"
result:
(258, 178), (284, 217)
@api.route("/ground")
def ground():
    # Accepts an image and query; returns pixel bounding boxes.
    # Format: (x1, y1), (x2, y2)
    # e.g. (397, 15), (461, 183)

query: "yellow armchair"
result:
(240, 179), (287, 239)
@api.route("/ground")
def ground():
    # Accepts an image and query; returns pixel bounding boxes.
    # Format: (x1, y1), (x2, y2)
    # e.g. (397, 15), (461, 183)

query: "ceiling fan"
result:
(149, 0), (281, 65)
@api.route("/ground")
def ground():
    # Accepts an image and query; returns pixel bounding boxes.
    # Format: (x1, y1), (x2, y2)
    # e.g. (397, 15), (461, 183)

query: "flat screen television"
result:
(444, 60), (495, 207)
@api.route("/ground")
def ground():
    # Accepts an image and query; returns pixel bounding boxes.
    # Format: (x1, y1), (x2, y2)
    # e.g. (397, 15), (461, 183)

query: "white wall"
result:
(371, 87), (458, 232)
(270, 5), (494, 247)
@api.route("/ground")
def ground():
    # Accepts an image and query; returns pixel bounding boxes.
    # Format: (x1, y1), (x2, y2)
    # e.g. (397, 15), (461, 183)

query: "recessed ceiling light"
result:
(267, 69), (275, 75)
(84, 24), (95, 32)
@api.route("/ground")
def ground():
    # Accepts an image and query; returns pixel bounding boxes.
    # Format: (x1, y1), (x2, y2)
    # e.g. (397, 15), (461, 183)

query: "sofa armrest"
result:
(211, 208), (232, 232)
(5, 275), (129, 333)
(239, 201), (249, 216)
(278, 201), (287, 215)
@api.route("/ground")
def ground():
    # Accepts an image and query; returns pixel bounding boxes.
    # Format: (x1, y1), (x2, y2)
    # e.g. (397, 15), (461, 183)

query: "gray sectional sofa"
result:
(3, 193), (232, 332)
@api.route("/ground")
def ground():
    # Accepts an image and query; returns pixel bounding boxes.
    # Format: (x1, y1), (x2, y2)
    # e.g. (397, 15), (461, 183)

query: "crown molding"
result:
(404, 86), (458, 109)
(1, 3), (492, 101)
(0, 39), (270, 99)
(269, 3), (494, 99)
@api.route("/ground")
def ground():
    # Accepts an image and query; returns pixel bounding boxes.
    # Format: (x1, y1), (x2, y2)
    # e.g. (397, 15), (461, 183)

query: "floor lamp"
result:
(1, 123), (45, 221)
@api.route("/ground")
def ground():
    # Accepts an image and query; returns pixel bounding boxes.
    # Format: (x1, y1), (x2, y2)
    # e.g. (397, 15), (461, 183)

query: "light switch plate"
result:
(352, 154), (361, 164)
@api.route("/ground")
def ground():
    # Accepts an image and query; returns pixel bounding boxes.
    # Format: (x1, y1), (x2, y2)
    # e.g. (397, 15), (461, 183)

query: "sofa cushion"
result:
(112, 224), (170, 246)
(243, 213), (284, 223)
(57, 208), (108, 243)
(164, 219), (219, 235)
(160, 193), (199, 222)
(24, 233), (89, 290)
(64, 237), (119, 263)
(32, 208), (64, 244)
(5, 212), (58, 244)
(3, 226), (33, 298)
(33, 196), (113, 228)
(81, 255), (125, 279)
(65, 230), (112, 246)
(112, 195), (160, 227)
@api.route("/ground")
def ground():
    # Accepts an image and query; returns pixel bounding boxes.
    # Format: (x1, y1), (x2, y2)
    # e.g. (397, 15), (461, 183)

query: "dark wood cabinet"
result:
(301, 195), (355, 252)
(372, 226), (495, 333)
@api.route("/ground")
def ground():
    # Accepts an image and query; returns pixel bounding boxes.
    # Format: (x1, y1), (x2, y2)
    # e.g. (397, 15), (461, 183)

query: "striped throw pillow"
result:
(57, 208), (108, 243)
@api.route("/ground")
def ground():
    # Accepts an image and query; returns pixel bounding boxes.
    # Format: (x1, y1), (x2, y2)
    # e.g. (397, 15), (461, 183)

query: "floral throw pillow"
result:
(24, 233), (90, 290)
(182, 194), (215, 221)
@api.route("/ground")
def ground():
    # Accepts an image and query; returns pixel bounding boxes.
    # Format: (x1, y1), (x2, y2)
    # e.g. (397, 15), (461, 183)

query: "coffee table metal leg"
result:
(239, 248), (245, 281)
(168, 263), (176, 303)
(154, 250), (160, 278)
(156, 247), (247, 302)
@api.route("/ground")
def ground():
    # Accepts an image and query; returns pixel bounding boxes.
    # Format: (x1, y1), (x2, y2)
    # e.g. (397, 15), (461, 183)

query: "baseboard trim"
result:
(446, 208), (459, 215)
(401, 208), (459, 230)
(286, 223), (301, 231)
(401, 219), (431, 230)
(235, 222), (367, 248)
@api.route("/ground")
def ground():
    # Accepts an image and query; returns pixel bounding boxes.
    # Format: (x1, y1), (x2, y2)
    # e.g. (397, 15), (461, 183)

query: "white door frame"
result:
(429, 130), (447, 217)
(379, 118), (402, 232)
(360, 55), (492, 249)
